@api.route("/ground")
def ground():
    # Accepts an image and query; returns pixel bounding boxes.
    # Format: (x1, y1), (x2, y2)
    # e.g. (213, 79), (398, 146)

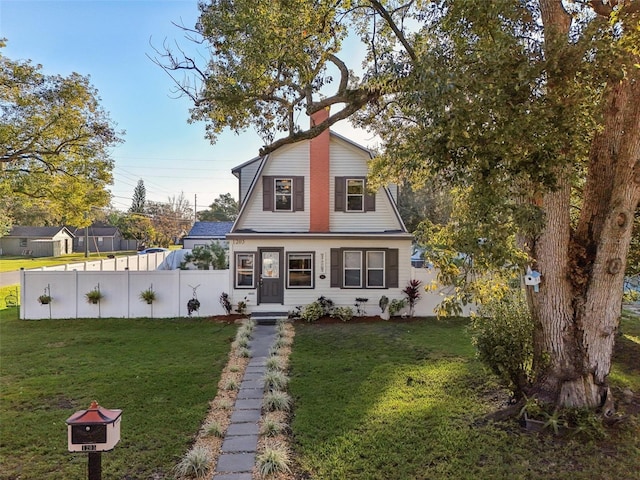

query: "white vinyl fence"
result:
(29, 251), (170, 272)
(21, 269), (230, 320)
(19, 265), (471, 320)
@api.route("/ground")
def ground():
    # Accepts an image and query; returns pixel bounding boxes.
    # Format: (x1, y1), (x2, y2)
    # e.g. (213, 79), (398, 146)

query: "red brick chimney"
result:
(309, 107), (330, 232)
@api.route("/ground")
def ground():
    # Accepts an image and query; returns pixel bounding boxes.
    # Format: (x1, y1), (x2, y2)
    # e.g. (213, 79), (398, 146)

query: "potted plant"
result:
(139, 287), (156, 305)
(388, 298), (407, 317)
(235, 296), (249, 315)
(38, 294), (52, 305)
(379, 295), (390, 320)
(402, 279), (422, 317)
(85, 288), (104, 305)
(187, 298), (200, 316)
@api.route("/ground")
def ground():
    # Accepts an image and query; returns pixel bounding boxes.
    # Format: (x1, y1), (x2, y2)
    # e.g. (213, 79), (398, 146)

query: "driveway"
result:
(0, 271), (20, 287)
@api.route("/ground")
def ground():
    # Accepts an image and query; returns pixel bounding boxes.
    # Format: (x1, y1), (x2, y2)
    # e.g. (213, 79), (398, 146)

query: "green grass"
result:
(0, 315), (236, 479)
(0, 252), (137, 272)
(289, 317), (640, 480)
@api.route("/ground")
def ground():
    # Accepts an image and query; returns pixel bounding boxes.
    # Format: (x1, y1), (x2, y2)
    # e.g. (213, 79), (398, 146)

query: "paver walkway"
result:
(213, 323), (279, 479)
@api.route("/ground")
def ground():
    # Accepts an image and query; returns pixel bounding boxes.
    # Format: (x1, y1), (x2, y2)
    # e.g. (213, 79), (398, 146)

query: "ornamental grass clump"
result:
(266, 356), (285, 372)
(237, 346), (251, 358)
(202, 420), (225, 438)
(174, 445), (211, 479)
(263, 370), (289, 390)
(261, 416), (286, 437)
(263, 390), (292, 412)
(256, 444), (292, 476)
(225, 379), (239, 391)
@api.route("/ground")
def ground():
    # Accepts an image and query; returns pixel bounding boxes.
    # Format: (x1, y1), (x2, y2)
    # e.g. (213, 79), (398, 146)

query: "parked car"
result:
(137, 247), (169, 255)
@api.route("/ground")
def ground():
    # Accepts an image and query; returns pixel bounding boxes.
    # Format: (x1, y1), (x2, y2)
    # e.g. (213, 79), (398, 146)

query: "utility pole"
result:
(194, 194), (197, 223)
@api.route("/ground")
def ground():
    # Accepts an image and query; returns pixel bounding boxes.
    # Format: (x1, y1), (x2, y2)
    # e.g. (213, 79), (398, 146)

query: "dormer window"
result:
(334, 177), (376, 212)
(346, 179), (364, 212)
(275, 178), (292, 211)
(263, 176), (304, 212)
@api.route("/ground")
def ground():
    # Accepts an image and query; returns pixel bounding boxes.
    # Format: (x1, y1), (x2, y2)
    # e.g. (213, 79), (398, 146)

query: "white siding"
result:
(235, 142), (310, 232)
(329, 138), (403, 232)
(228, 236), (412, 312)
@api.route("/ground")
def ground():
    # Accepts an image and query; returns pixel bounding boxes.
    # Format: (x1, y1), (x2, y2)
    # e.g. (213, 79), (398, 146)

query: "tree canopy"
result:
(197, 193), (238, 222)
(0, 41), (123, 227)
(162, 0), (640, 411)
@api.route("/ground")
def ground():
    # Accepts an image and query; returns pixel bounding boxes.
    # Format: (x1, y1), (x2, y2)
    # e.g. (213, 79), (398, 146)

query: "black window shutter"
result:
(334, 177), (345, 211)
(364, 188), (376, 212)
(293, 176), (304, 211)
(386, 248), (399, 288)
(263, 176), (273, 211)
(330, 248), (341, 287)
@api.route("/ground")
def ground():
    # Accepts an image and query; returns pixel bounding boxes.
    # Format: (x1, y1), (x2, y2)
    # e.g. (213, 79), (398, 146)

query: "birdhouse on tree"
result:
(524, 267), (542, 292)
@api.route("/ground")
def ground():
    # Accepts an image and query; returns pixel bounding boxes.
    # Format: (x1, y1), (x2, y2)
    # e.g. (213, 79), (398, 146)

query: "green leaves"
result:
(0, 44), (122, 226)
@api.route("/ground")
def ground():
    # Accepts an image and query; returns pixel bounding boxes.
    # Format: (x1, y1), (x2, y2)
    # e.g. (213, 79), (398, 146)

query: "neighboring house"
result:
(0, 226), (74, 257)
(227, 108), (414, 313)
(70, 224), (136, 253)
(182, 221), (234, 249)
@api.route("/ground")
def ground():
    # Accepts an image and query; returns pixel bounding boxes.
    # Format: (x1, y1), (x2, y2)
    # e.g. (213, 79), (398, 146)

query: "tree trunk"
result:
(529, 0), (640, 409)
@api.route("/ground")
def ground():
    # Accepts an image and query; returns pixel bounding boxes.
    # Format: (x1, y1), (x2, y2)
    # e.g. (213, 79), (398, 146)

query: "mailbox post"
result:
(66, 401), (122, 480)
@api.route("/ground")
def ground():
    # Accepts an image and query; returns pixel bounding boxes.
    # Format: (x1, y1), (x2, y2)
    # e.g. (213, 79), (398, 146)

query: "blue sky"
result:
(0, 0), (372, 213)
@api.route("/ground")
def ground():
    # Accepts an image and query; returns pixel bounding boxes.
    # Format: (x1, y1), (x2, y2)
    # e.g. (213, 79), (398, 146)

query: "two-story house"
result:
(227, 108), (413, 314)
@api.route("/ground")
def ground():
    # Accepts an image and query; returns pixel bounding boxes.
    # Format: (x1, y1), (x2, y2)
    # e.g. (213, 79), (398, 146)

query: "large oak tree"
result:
(159, 0), (640, 410)
(0, 41), (122, 227)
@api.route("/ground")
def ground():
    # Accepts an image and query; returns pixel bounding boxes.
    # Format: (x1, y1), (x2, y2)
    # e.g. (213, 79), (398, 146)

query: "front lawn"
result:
(0, 315), (237, 479)
(289, 316), (640, 479)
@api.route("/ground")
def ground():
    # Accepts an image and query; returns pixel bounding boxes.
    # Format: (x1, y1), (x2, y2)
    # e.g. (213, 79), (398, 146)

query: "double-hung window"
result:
(334, 177), (375, 212)
(343, 251), (363, 287)
(346, 179), (364, 211)
(366, 251), (385, 287)
(275, 178), (292, 211)
(263, 176), (304, 211)
(287, 253), (313, 288)
(331, 248), (398, 289)
(235, 253), (255, 288)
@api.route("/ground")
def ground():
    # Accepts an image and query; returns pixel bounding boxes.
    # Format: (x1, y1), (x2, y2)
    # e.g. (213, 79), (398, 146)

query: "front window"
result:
(366, 251), (385, 287)
(344, 251), (362, 287)
(97, 237), (104, 244)
(288, 253), (313, 288)
(236, 253), (255, 288)
(346, 179), (364, 211)
(275, 178), (292, 211)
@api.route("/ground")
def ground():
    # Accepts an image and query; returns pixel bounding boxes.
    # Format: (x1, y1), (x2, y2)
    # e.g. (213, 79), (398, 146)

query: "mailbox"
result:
(66, 401), (122, 452)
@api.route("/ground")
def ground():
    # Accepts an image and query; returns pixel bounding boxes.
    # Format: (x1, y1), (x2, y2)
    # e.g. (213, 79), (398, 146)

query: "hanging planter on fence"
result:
(85, 287), (104, 305)
(139, 287), (156, 305)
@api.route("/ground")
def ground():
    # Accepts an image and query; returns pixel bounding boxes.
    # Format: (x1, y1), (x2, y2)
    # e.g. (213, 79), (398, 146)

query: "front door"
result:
(258, 248), (284, 304)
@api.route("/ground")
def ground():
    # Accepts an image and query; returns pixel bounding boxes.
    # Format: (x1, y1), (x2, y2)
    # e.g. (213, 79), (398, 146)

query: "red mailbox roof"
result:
(66, 401), (122, 425)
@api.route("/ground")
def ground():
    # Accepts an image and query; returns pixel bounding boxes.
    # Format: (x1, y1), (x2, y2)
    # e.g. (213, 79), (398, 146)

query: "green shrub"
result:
(469, 290), (533, 398)
(332, 306), (354, 322)
(388, 298), (406, 316)
(300, 301), (326, 322)
(300, 296), (334, 322)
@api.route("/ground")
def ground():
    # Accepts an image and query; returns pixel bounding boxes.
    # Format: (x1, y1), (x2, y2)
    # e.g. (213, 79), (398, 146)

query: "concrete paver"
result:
(212, 322), (279, 479)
